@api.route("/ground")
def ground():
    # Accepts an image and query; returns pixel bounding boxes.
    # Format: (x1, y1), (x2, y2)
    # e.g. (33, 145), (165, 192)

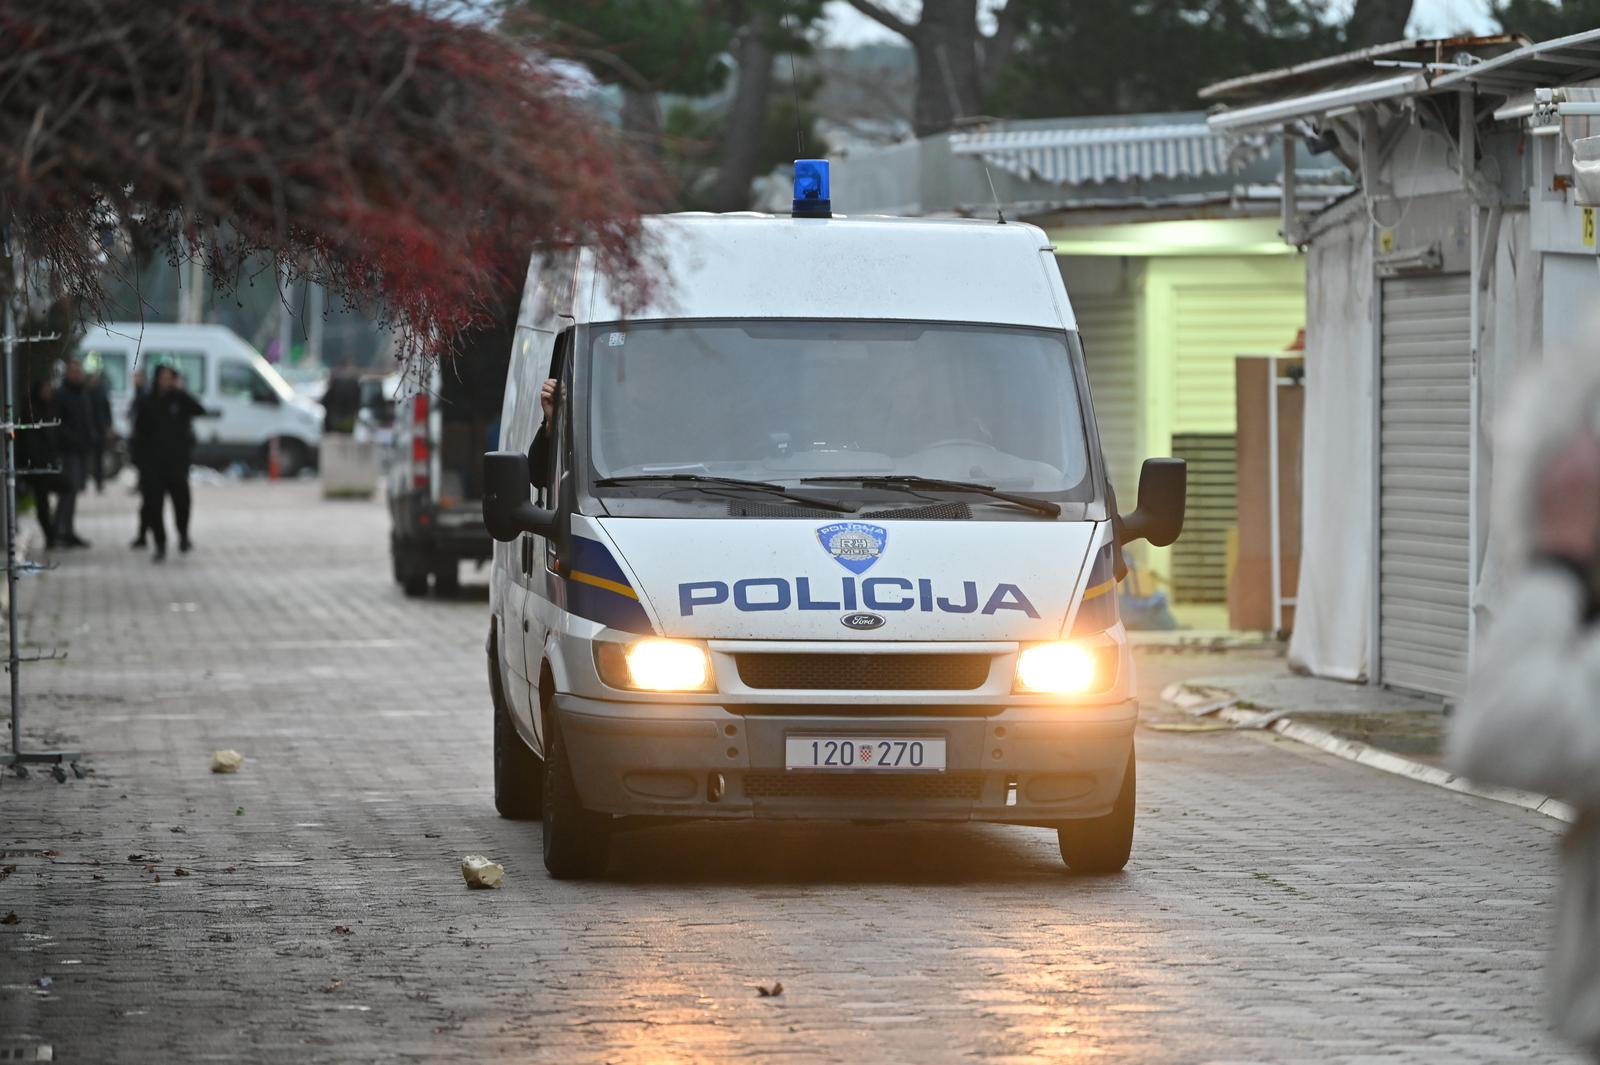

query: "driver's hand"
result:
(539, 378), (557, 426)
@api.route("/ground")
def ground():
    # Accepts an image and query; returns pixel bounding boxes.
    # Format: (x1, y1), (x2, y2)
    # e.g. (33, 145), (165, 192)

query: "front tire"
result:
(394, 540), (430, 597)
(1056, 751), (1136, 874)
(274, 437), (311, 478)
(541, 710), (610, 880)
(490, 631), (543, 820)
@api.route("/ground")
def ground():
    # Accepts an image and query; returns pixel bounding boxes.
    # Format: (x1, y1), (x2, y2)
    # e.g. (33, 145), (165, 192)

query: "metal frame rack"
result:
(0, 228), (78, 781)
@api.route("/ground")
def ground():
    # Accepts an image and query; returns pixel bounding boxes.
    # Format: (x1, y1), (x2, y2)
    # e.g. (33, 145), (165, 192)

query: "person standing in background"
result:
(19, 379), (62, 548)
(88, 370), (112, 493)
(53, 358), (93, 548)
(128, 367), (151, 548)
(320, 359), (362, 434)
(133, 365), (205, 562)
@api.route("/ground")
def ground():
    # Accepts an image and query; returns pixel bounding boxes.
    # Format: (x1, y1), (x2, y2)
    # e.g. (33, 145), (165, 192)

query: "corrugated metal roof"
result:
(1434, 28), (1600, 92)
(1207, 72), (1425, 133)
(1204, 30), (1600, 135)
(1201, 36), (1524, 104)
(949, 123), (1237, 185)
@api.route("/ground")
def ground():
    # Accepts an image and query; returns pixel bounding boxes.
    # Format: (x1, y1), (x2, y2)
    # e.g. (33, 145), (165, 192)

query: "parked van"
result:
(76, 323), (323, 475)
(482, 170), (1185, 878)
(385, 338), (508, 597)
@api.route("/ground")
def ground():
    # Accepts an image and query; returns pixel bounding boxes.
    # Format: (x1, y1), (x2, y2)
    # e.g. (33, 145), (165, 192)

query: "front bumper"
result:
(553, 694), (1136, 823)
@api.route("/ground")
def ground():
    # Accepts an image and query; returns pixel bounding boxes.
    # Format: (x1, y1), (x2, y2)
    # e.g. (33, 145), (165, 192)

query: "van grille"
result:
(744, 771), (983, 802)
(734, 653), (991, 691)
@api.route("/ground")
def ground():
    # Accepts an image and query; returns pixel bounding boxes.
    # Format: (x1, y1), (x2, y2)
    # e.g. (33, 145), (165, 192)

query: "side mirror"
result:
(1117, 458), (1186, 548)
(483, 450), (556, 542)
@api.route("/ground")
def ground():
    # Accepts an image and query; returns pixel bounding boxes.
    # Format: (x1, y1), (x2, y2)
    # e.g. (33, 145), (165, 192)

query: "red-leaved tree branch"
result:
(0, 0), (660, 358)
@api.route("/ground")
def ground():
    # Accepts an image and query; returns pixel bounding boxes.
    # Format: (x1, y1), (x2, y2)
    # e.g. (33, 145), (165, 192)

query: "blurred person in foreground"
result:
(133, 365), (205, 562)
(1450, 361), (1600, 1061)
(53, 358), (94, 547)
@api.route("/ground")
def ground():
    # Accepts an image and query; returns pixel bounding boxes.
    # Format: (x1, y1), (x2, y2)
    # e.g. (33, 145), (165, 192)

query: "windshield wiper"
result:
(800, 475), (1061, 517)
(595, 475), (858, 513)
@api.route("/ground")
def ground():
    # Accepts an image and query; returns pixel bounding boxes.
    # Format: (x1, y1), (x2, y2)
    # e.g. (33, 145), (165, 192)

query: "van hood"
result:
(590, 517), (1099, 642)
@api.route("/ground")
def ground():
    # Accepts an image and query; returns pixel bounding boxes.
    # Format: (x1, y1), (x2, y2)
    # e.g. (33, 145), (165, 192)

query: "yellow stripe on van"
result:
(1081, 578), (1116, 602)
(569, 570), (639, 600)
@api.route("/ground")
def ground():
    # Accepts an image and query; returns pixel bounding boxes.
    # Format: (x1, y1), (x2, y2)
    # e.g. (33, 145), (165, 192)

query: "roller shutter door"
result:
(1073, 294), (1141, 496)
(1378, 274), (1471, 698)
(1173, 284), (1306, 433)
(1170, 432), (1236, 603)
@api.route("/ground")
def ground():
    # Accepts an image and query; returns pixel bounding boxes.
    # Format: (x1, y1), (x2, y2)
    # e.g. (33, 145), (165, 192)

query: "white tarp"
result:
(1473, 209), (1541, 630)
(1287, 210), (1373, 681)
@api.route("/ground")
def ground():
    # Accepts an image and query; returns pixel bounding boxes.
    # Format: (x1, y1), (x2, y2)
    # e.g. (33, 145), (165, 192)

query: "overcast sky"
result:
(821, 0), (1499, 45)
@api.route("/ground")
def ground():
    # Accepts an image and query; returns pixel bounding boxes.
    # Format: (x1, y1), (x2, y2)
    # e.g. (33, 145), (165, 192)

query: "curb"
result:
(1158, 682), (1575, 824)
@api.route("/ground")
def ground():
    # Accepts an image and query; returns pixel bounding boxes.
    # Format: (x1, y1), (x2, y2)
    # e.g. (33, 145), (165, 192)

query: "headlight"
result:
(595, 639), (713, 693)
(1014, 641), (1114, 695)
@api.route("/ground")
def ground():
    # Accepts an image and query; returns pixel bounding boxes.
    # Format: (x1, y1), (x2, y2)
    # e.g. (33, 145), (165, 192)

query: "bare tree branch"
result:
(843, 0), (913, 40)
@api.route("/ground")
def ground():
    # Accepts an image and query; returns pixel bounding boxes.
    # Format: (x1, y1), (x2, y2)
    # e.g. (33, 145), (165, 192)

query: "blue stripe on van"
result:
(562, 535), (653, 634)
(1070, 543), (1120, 636)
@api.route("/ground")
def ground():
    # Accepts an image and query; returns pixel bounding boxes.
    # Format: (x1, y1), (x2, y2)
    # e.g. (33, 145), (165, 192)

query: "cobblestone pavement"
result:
(0, 482), (1581, 1064)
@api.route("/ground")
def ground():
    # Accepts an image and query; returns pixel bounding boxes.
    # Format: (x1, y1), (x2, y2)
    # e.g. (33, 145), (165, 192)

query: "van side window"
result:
(145, 350), (206, 391)
(81, 350), (129, 393)
(529, 250), (578, 331)
(219, 361), (278, 404)
(528, 329), (573, 501)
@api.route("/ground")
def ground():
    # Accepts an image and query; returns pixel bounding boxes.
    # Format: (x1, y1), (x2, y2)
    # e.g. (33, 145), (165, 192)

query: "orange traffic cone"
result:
(267, 436), (281, 481)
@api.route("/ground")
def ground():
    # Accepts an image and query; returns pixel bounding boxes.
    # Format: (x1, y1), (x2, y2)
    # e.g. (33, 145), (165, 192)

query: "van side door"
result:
(517, 329), (572, 740)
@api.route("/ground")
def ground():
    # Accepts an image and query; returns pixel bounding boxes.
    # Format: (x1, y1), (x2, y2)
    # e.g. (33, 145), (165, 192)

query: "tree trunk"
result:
(710, 29), (776, 212)
(1347, 0), (1415, 47)
(910, 0), (982, 136)
(620, 86), (662, 157)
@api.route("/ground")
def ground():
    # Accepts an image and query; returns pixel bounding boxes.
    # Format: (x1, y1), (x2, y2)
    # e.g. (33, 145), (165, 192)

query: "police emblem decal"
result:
(815, 521), (888, 575)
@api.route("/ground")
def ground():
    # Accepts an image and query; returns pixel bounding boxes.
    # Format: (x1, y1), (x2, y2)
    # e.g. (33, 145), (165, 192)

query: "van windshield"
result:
(584, 320), (1093, 498)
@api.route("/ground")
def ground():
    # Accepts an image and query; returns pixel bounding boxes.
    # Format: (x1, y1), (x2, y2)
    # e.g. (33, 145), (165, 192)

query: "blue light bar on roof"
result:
(792, 159), (831, 219)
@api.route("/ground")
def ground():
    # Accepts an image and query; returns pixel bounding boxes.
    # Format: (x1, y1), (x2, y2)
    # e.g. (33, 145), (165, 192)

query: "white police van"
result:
(483, 161), (1184, 878)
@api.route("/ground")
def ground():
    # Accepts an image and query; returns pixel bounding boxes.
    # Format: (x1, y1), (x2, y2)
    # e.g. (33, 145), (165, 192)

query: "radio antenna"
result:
(785, 14), (805, 157)
(984, 166), (1006, 224)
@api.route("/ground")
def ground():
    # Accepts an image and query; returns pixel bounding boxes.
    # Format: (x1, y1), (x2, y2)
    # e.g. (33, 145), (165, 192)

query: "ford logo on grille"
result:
(840, 612), (886, 631)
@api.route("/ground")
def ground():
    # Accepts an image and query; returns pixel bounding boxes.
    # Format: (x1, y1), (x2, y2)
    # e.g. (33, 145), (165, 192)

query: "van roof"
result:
(584, 214), (1075, 330)
(79, 322), (250, 349)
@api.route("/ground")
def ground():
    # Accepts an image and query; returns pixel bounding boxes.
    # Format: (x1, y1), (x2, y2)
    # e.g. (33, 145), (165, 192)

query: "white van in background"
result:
(76, 323), (323, 475)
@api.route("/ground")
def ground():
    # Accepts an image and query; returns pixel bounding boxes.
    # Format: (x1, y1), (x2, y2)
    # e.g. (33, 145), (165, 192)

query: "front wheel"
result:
(273, 437), (312, 478)
(491, 632), (543, 819)
(1056, 751), (1136, 874)
(541, 711), (610, 879)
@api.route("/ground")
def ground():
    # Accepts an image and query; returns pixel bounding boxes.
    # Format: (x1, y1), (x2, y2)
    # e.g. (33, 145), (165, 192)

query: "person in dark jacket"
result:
(320, 361), (362, 434)
(18, 379), (62, 548)
(134, 364), (206, 562)
(127, 368), (152, 548)
(53, 358), (94, 548)
(88, 371), (113, 493)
